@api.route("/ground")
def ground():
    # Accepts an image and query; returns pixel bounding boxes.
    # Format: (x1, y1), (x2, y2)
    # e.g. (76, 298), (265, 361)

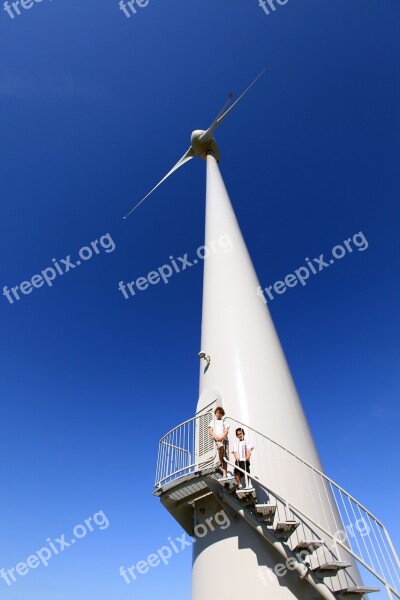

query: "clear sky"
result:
(0, 1), (399, 598)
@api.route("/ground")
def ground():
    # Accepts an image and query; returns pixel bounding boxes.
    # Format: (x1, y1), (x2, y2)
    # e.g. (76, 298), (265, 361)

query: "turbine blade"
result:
(201, 69), (266, 142)
(216, 69), (266, 126)
(123, 148), (194, 219)
(200, 93), (234, 142)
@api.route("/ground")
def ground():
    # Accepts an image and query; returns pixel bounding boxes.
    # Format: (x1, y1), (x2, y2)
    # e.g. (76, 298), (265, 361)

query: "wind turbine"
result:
(138, 71), (400, 599)
(123, 69), (265, 219)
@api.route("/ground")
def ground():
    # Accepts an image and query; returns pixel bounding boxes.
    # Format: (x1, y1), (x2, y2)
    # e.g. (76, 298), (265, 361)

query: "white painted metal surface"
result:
(198, 154), (319, 463)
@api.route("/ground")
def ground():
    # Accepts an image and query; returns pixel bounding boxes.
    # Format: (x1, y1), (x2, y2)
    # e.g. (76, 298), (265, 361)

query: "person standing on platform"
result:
(209, 406), (230, 478)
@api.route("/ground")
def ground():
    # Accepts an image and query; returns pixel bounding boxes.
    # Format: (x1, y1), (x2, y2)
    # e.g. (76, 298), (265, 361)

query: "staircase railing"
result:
(154, 414), (400, 599)
(230, 417), (400, 599)
(223, 457), (399, 599)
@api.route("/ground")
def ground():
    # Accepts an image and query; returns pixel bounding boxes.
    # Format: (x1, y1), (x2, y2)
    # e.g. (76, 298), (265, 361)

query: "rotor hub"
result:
(191, 130), (220, 162)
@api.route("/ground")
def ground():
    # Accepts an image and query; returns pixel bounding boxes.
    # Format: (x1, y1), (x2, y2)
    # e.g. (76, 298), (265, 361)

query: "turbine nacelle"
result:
(191, 130), (220, 162)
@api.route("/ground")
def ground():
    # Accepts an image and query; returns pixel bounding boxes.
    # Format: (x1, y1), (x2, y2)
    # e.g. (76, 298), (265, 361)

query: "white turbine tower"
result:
(131, 72), (400, 600)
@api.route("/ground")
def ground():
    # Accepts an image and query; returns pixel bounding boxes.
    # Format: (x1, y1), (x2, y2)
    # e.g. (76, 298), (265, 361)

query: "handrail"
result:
(223, 459), (400, 600)
(230, 417), (400, 582)
(231, 417), (388, 532)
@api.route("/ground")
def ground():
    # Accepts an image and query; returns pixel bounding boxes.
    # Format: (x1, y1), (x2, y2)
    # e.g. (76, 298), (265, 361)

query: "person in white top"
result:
(208, 406), (230, 477)
(233, 427), (252, 489)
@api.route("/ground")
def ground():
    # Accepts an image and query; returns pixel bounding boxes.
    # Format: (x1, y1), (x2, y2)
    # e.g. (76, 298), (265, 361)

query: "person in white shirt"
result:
(233, 427), (252, 489)
(208, 406), (230, 477)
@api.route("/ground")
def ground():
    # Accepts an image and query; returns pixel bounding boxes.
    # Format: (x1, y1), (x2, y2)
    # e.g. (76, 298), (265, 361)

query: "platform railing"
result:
(155, 416), (206, 487)
(155, 414), (400, 599)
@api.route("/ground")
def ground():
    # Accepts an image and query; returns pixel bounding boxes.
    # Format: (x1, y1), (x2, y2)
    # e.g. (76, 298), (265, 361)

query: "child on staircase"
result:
(233, 427), (252, 489)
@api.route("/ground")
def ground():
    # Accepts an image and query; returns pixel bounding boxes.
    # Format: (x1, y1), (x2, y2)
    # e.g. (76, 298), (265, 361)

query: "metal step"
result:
(312, 561), (351, 576)
(235, 487), (257, 506)
(216, 476), (237, 492)
(338, 587), (380, 596)
(274, 520), (300, 541)
(252, 503), (276, 523)
(293, 540), (325, 555)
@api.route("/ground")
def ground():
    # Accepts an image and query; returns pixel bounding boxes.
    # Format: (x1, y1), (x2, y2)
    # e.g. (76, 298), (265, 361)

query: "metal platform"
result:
(154, 467), (222, 535)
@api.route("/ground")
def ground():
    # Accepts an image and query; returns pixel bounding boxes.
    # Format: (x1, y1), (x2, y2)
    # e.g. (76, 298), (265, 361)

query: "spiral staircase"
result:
(154, 411), (400, 600)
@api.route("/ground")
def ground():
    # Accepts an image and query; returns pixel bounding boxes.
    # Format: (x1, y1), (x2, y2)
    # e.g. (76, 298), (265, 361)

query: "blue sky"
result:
(0, 0), (399, 598)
